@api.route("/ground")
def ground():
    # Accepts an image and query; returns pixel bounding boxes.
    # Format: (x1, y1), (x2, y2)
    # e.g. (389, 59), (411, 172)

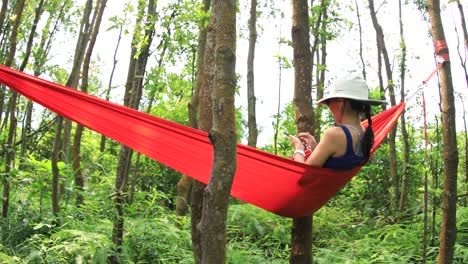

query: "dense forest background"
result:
(0, 0), (467, 263)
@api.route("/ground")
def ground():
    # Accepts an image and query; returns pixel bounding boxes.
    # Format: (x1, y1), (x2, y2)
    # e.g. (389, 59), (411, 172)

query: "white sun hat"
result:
(317, 75), (386, 106)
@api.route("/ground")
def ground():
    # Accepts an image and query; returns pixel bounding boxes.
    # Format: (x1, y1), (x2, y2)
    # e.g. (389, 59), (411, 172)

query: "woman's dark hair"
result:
(348, 99), (374, 164)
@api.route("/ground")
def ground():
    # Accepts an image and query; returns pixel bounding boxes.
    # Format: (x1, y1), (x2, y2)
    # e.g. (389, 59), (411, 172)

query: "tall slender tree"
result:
(51, 0), (93, 215)
(192, 0), (215, 261)
(428, 1), (458, 263)
(461, 97), (468, 204)
(455, 0), (467, 50)
(198, 0), (237, 261)
(0, 0), (7, 37)
(453, 0), (468, 88)
(354, 0), (366, 80)
(99, 5), (129, 153)
(110, 0), (156, 261)
(2, 0), (26, 218)
(62, 0), (94, 159)
(18, 0), (46, 162)
(312, 0), (328, 139)
(247, 0), (258, 147)
(398, 0), (410, 211)
(291, 0), (314, 263)
(176, 0), (211, 218)
(368, 0), (397, 210)
(129, 5), (178, 205)
(72, 0), (107, 207)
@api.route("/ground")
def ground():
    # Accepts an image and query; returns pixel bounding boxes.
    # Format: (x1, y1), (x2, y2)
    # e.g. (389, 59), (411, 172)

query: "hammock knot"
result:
(434, 40), (449, 62)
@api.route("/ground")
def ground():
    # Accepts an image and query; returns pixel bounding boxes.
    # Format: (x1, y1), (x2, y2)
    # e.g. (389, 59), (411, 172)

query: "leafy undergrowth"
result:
(0, 202), (466, 263)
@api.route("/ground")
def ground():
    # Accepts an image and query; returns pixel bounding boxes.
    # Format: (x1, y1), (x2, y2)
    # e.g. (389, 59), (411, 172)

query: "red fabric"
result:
(0, 65), (405, 218)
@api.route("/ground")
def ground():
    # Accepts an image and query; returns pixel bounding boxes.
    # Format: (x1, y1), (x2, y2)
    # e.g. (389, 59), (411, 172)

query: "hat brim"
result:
(317, 95), (386, 106)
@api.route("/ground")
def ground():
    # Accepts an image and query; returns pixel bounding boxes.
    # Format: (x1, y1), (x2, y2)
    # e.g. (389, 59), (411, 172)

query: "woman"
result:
(289, 75), (385, 170)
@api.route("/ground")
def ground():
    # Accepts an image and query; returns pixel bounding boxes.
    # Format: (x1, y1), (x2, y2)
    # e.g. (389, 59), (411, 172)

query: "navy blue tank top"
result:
(322, 125), (364, 171)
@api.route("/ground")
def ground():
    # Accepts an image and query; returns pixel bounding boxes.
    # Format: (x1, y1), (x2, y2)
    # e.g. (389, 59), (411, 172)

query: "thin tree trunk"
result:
(456, 0), (468, 50)
(354, 0), (366, 80)
(431, 116), (441, 247)
(19, 0), (45, 72)
(72, 0), (107, 207)
(51, 117), (63, 215)
(398, 0), (410, 211)
(127, 153), (140, 204)
(369, 0), (398, 210)
(273, 24), (283, 155)
(291, 0), (314, 263)
(191, 1), (215, 262)
(110, 1), (156, 262)
(428, 1), (459, 263)
(15, 0), (44, 167)
(199, 0), (237, 262)
(246, 0), (258, 147)
(463, 100), (468, 206)
(314, 0), (327, 139)
(111, 7), (148, 249)
(100, 10), (125, 152)
(423, 167), (429, 263)
(62, 0), (94, 162)
(0, 0), (8, 37)
(39, 1), (70, 196)
(176, 0), (211, 218)
(128, 8), (176, 205)
(50, 0), (93, 214)
(2, 0), (25, 218)
(453, 3), (468, 88)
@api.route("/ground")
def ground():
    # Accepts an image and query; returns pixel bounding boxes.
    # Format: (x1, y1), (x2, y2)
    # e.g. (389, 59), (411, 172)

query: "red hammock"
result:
(0, 65), (405, 218)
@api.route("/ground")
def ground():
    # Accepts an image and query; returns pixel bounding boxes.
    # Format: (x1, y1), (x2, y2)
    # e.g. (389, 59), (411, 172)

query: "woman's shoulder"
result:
(323, 126), (346, 138)
(321, 126), (347, 146)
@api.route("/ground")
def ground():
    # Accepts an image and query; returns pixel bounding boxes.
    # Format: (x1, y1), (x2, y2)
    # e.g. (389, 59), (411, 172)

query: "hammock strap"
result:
(422, 40), (449, 85)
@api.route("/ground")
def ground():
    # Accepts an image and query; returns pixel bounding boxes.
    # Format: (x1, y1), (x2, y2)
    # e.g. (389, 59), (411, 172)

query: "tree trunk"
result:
(51, 116), (63, 215)
(431, 117), (441, 247)
(354, 0), (366, 80)
(62, 0), (94, 164)
(0, 0), (8, 127)
(50, 0), (93, 215)
(0, 0), (8, 36)
(110, 1), (156, 262)
(428, 1), (459, 263)
(191, 1), (215, 262)
(2, 0), (25, 218)
(464, 102), (468, 206)
(72, 0), (107, 207)
(20, 0), (44, 162)
(176, 0), (211, 218)
(456, 0), (468, 50)
(199, 0), (237, 262)
(291, 0), (314, 263)
(246, 0), (258, 147)
(453, 1), (468, 89)
(369, 0), (398, 210)
(314, 0), (328, 139)
(100, 6), (125, 153)
(40, 1), (70, 197)
(423, 168), (429, 263)
(398, 0), (410, 211)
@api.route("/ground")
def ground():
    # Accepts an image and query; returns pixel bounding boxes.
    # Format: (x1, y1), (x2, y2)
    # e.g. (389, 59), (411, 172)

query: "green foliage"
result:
(24, 229), (112, 263)
(123, 217), (193, 263)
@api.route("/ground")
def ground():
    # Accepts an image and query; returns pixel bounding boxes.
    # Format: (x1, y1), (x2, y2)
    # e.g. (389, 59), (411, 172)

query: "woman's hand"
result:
(297, 132), (317, 151)
(288, 134), (305, 151)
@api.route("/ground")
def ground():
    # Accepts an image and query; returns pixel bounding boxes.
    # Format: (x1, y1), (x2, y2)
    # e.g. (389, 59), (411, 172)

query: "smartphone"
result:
(286, 132), (311, 150)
